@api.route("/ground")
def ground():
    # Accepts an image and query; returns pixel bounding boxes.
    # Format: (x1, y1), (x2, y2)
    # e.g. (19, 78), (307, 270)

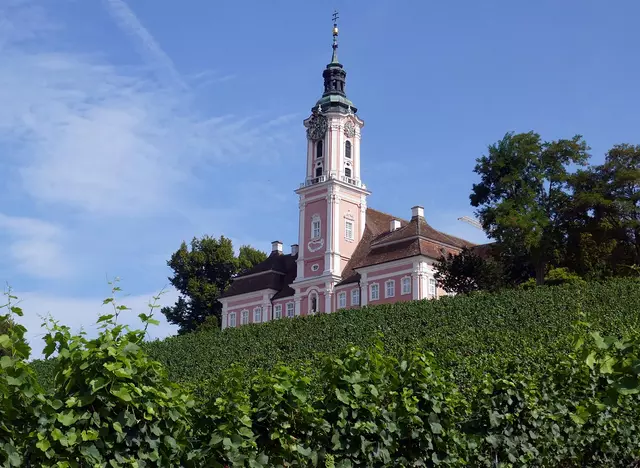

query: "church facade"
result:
(219, 21), (473, 329)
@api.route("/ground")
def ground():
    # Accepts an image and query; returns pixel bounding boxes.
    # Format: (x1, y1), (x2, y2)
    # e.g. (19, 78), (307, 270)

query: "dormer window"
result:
(316, 140), (323, 159)
(345, 140), (352, 159)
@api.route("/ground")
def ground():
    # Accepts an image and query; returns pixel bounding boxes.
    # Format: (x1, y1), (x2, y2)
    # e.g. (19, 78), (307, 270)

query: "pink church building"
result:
(219, 21), (474, 329)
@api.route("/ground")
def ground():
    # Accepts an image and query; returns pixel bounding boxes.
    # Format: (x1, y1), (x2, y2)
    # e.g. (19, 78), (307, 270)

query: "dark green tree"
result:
(161, 235), (266, 334)
(470, 131), (590, 285)
(566, 144), (640, 277)
(434, 247), (505, 294)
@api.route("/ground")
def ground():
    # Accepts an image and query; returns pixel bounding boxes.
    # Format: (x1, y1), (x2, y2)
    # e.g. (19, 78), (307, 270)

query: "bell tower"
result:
(293, 13), (370, 305)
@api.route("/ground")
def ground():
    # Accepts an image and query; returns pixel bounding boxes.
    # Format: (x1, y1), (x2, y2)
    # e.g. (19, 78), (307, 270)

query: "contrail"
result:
(102, 0), (187, 90)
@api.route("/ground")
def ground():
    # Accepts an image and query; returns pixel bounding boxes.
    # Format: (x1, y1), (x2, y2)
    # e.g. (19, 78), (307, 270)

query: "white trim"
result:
(369, 282), (380, 301)
(228, 312), (236, 328)
(429, 277), (437, 298)
(351, 288), (360, 306)
(365, 268), (415, 282)
(354, 257), (418, 274)
(233, 269), (285, 281)
(401, 276), (412, 295)
(225, 299), (271, 310)
(384, 279), (395, 298)
(337, 291), (347, 309)
(286, 302), (295, 318)
(253, 306), (262, 323)
(219, 289), (277, 305)
(345, 219), (354, 241)
(241, 309), (249, 325)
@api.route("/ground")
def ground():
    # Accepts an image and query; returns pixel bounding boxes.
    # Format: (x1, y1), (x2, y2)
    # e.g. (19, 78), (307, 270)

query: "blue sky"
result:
(1, 0), (639, 354)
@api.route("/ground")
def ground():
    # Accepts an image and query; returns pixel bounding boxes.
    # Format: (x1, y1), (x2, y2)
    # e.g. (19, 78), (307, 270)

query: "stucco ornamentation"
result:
(344, 120), (356, 138)
(307, 237), (324, 252)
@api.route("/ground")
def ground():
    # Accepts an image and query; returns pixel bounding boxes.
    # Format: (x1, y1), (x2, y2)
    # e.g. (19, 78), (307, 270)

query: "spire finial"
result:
(331, 10), (339, 63)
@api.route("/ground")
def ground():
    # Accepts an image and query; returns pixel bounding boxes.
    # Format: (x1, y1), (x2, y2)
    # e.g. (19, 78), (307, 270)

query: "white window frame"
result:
(385, 280), (395, 298)
(253, 306), (262, 323)
(229, 312), (236, 328)
(241, 309), (249, 325)
(351, 288), (360, 306)
(286, 302), (294, 318)
(401, 276), (411, 295)
(311, 215), (321, 239)
(370, 283), (379, 301)
(429, 278), (437, 297)
(345, 220), (354, 241)
(274, 304), (282, 319)
(338, 291), (347, 309)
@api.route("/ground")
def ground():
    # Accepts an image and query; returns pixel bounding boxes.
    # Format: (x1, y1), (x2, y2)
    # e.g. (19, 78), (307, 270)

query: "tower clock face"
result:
(306, 114), (328, 140)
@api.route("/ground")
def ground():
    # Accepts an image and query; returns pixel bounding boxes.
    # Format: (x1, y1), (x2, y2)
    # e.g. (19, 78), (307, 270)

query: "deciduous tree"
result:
(470, 131), (590, 284)
(161, 236), (266, 334)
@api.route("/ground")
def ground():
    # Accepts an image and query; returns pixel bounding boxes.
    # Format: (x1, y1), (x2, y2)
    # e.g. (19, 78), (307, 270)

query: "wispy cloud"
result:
(102, 0), (186, 90)
(0, 1), (294, 219)
(0, 213), (72, 279)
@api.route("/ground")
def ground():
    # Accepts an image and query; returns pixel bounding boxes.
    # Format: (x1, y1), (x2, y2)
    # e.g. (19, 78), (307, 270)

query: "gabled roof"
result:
(220, 207), (479, 298)
(337, 209), (476, 286)
(219, 252), (297, 299)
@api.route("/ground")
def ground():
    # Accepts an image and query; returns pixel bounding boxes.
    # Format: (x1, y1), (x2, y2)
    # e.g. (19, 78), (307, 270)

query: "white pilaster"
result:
(360, 272), (368, 306)
(294, 296), (301, 316)
(324, 283), (334, 313)
(221, 302), (228, 330)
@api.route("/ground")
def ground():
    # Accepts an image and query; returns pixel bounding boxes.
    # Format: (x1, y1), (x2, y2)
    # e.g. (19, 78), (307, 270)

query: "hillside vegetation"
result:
(33, 278), (640, 397)
(6, 279), (640, 465)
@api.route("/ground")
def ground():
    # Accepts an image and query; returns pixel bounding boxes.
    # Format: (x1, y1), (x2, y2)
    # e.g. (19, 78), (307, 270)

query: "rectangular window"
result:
(312, 219), (321, 239)
(351, 288), (360, 305)
(370, 283), (379, 301)
(253, 307), (262, 323)
(338, 292), (347, 309)
(274, 304), (282, 319)
(229, 313), (236, 328)
(241, 310), (249, 325)
(429, 278), (437, 297)
(402, 277), (411, 295)
(385, 280), (395, 298)
(286, 302), (294, 318)
(345, 220), (354, 240)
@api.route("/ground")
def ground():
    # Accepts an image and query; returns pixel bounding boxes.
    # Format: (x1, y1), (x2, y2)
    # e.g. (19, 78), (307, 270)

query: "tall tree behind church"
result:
(161, 236), (267, 334)
(470, 131), (590, 285)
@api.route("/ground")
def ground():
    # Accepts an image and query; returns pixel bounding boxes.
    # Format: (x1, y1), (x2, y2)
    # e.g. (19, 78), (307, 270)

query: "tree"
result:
(470, 131), (590, 285)
(434, 247), (505, 294)
(566, 144), (640, 277)
(161, 235), (267, 334)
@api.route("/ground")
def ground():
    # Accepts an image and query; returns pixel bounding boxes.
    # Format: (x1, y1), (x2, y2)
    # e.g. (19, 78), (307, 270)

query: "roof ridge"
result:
(366, 207), (409, 223)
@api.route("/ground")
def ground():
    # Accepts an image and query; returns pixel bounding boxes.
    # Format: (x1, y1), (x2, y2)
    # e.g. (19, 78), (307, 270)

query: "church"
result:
(219, 19), (474, 329)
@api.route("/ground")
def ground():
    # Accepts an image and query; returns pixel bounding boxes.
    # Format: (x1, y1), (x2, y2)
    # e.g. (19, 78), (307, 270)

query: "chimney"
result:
(271, 240), (283, 254)
(411, 205), (424, 219)
(291, 244), (299, 256)
(390, 219), (401, 231)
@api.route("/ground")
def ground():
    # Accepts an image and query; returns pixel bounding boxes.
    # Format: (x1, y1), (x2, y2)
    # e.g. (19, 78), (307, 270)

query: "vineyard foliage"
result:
(3, 278), (640, 465)
(35, 278), (640, 395)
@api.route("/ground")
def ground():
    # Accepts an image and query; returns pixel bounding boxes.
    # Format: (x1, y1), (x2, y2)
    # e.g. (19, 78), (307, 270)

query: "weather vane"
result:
(332, 10), (339, 25)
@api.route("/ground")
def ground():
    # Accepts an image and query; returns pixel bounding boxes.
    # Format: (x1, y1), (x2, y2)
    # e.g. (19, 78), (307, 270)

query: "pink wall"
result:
(303, 197), (328, 278)
(334, 286), (361, 311)
(337, 198), (360, 262)
(367, 272), (413, 305)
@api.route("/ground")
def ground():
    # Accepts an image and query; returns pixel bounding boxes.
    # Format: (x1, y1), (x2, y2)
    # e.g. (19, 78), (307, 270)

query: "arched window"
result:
(316, 140), (323, 159)
(309, 292), (318, 314)
(345, 140), (352, 159)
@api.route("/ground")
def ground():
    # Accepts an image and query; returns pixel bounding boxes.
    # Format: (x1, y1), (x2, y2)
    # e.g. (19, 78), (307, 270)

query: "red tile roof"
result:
(220, 207), (478, 298)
